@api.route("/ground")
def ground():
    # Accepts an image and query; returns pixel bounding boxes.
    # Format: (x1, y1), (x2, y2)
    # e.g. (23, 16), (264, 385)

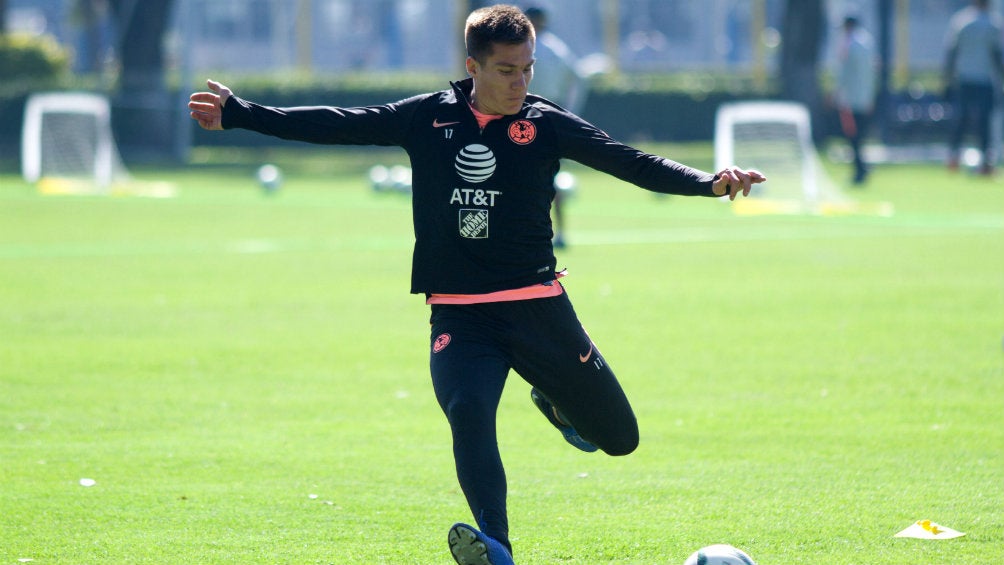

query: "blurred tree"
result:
(105, 0), (176, 159)
(876, 0), (893, 142)
(109, 0), (174, 90)
(779, 0), (827, 142)
(70, 0), (109, 74)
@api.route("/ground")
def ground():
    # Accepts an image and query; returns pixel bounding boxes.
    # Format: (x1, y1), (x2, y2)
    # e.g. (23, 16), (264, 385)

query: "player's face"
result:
(467, 40), (535, 116)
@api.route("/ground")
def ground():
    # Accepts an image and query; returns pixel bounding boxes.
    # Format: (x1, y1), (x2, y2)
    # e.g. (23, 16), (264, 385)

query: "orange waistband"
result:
(427, 271), (566, 305)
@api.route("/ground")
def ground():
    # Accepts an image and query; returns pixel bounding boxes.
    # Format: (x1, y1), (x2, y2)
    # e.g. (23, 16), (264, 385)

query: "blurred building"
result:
(4, 0), (1000, 155)
(4, 0), (996, 77)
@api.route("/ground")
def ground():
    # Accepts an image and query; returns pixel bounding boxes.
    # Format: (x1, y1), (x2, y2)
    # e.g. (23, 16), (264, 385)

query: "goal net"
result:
(20, 92), (174, 197)
(714, 100), (891, 216)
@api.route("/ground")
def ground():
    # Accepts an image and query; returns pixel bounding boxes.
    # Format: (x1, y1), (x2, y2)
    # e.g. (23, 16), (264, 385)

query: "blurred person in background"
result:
(834, 13), (876, 185)
(190, 4), (764, 564)
(525, 5), (587, 248)
(943, 0), (1004, 176)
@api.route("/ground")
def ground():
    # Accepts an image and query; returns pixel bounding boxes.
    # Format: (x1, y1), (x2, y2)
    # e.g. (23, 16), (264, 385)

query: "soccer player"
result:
(189, 5), (765, 564)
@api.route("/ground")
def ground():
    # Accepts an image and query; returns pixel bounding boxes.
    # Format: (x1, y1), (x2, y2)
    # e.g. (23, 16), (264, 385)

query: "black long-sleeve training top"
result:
(222, 78), (719, 296)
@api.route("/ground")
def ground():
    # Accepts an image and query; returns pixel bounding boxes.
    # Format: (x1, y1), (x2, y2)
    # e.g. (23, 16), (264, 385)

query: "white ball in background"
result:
(256, 164), (283, 193)
(554, 171), (577, 195)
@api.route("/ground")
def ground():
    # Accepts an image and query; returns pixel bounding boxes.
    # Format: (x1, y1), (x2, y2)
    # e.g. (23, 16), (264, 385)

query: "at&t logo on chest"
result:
(455, 144), (496, 183)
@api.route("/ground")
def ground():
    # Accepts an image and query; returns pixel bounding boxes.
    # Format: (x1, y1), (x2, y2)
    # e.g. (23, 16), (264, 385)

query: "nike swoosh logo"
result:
(579, 343), (594, 363)
(433, 119), (460, 128)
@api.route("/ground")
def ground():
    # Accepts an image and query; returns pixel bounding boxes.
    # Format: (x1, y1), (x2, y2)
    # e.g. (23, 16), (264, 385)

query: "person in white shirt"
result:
(943, 0), (1004, 175)
(525, 6), (587, 248)
(835, 14), (877, 185)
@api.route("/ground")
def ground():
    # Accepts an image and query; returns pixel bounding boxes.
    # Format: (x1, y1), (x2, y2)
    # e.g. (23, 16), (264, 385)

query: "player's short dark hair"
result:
(465, 4), (535, 63)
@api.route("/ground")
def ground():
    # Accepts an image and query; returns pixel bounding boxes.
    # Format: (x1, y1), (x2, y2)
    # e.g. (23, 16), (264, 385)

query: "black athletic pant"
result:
(849, 110), (870, 182)
(428, 289), (639, 552)
(951, 82), (996, 164)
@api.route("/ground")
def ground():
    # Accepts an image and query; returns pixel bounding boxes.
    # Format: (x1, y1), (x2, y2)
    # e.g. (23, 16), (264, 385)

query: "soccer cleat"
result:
(530, 388), (598, 453)
(448, 523), (514, 565)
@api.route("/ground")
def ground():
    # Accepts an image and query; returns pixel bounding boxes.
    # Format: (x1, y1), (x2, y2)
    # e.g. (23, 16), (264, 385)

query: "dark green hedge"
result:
(188, 71), (767, 147)
(0, 33), (71, 93)
(0, 33), (74, 164)
(8, 69), (880, 168)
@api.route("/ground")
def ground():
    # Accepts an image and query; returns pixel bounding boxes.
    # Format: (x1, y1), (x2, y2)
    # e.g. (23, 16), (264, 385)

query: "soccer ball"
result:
(368, 164), (412, 194)
(256, 164), (283, 193)
(554, 171), (577, 195)
(682, 544), (756, 565)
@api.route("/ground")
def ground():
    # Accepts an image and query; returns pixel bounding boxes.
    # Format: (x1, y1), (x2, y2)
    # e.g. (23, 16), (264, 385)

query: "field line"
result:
(0, 215), (999, 259)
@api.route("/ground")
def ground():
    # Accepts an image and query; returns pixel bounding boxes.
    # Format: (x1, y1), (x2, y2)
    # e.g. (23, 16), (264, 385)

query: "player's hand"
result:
(188, 79), (233, 131)
(712, 166), (766, 200)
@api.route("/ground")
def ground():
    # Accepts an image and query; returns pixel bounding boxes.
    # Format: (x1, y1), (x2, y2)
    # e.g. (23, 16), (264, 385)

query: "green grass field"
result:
(1, 145), (1002, 564)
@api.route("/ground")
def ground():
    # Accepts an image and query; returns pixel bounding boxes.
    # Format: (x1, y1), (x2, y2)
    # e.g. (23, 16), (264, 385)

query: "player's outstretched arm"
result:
(712, 166), (767, 200)
(188, 79), (233, 131)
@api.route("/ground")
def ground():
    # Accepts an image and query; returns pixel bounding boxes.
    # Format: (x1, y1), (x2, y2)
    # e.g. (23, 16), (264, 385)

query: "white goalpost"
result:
(714, 100), (892, 216)
(20, 92), (174, 197)
(22, 92), (127, 193)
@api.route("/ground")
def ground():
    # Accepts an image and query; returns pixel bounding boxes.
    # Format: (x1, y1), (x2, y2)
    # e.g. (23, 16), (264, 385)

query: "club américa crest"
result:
(508, 119), (536, 145)
(433, 333), (452, 353)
